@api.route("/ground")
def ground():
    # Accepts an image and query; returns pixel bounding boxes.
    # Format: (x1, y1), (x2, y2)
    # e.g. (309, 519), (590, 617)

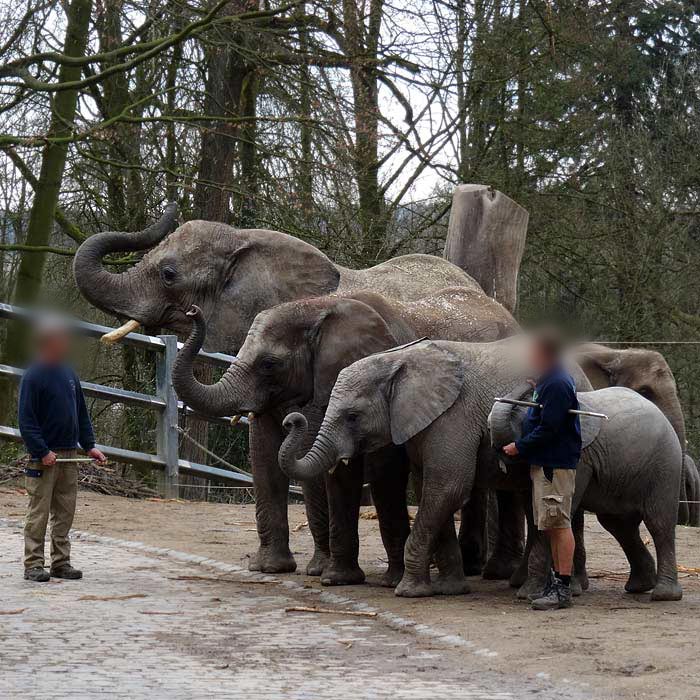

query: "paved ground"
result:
(0, 522), (590, 700)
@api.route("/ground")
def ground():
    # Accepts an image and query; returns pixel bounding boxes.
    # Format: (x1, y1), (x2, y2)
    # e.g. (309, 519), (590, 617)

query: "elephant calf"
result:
(279, 339), (682, 601)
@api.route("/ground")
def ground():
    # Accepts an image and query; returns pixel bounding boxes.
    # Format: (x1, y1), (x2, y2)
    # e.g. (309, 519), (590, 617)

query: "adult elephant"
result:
(171, 290), (519, 585)
(72, 203), (515, 575)
(574, 344), (699, 526)
(279, 339), (682, 601)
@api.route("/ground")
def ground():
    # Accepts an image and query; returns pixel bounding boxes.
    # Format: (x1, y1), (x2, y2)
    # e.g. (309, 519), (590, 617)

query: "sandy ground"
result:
(1, 486), (699, 699)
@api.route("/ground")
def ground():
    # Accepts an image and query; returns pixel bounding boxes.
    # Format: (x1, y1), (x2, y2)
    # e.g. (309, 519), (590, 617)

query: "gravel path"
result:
(0, 522), (591, 700)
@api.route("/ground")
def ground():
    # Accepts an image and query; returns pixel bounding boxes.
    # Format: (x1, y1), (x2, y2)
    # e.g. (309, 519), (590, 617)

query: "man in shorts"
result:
(502, 331), (582, 610)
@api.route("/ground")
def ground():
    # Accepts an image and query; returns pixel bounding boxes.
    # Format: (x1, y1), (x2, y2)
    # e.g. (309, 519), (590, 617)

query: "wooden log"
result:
(444, 184), (528, 314)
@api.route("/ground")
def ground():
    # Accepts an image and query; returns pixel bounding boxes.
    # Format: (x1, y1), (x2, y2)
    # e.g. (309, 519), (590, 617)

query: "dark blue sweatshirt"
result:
(515, 365), (582, 470)
(18, 363), (95, 459)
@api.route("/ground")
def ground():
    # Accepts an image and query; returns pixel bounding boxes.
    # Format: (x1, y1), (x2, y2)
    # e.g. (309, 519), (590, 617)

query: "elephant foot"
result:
(650, 580), (683, 602)
(508, 558), (529, 588)
(249, 546), (297, 574)
(576, 568), (590, 591)
(395, 574), (434, 598)
(320, 562), (365, 587)
(516, 575), (547, 600)
(379, 563), (404, 588)
(482, 554), (520, 581)
(570, 576), (583, 597)
(306, 549), (330, 577)
(625, 569), (656, 594)
(433, 574), (471, 596)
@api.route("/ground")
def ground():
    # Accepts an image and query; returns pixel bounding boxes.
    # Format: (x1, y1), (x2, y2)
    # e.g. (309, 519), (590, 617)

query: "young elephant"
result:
(279, 339), (682, 601)
(172, 290), (518, 587)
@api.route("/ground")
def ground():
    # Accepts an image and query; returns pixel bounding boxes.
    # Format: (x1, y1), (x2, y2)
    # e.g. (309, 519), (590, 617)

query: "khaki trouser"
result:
(24, 449), (78, 570)
(530, 466), (576, 531)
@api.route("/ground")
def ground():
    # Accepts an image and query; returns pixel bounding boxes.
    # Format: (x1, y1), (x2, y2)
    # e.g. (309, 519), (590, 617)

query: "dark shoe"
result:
(50, 564), (82, 580)
(527, 569), (555, 602)
(531, 581), (573, 610)
(24, 567), (50, 582)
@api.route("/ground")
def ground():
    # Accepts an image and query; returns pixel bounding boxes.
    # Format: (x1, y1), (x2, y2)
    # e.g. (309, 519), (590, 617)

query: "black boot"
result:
(531, 580), (573, 610)
(50, 564), (82, 580)
(24, 567), (50, 582)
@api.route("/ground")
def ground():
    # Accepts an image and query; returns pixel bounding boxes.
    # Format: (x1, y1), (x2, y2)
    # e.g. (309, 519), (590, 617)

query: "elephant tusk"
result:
(101, 319), (140, 345)
(248, 412), (255, 422)
(230, 414), (242, 427)
(341, 458), (349, 466)
(329, 465), (337, 475)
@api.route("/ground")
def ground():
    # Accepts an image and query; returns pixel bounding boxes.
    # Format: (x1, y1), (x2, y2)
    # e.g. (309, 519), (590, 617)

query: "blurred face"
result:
(36, 330), (71, 364)
(529, 340), (556, 376)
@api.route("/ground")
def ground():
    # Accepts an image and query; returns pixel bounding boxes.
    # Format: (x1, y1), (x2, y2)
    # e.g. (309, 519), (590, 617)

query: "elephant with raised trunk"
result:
(280, 339), (682, 602)
(171, 289), (518, 586)
(575, 343), (700, 526)
(72, 203), (511, 576)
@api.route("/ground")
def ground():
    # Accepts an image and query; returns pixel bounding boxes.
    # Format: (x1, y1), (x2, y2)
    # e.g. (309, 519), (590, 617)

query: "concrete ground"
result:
(1, 488), (699, 699)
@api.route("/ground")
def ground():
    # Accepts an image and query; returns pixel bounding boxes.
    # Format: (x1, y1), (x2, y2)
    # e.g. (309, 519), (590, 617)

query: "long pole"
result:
(494, 397), (609, 420)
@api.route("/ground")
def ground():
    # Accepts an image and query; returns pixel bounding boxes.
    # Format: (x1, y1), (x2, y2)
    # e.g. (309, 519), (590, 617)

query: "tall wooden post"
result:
(444, 184), (528, 314)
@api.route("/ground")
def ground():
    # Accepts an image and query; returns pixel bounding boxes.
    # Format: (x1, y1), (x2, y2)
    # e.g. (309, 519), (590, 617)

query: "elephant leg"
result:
(687, 458), (700, 527)
(645, 509), (683, 601)
(321, 459), (365, 586)
(249, 414), (296, 573)
(433, 517), (471, 596)
(302, 476), (331, 576)
(483, 490), (525, 580)
(369, 453), (410, 588)
(678, 459), (690, 525)
(596, 514), (656, 594)
(572, 507), (589, 591)
(516, 496), (551, 599)
(458, 488), (487, 576)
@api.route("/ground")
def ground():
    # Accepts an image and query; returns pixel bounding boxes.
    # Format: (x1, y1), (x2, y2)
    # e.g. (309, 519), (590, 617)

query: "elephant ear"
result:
(387, 341), (464, 445)
(574, 345), (618, 390)
(311, 299), (399, 407)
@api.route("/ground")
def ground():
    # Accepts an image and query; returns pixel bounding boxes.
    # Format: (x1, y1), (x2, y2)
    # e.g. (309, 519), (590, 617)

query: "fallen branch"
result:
(285, 606), (377, 618)
(0, 608), (26, 615)
(79, 593), (147, 602)
(168, 575), (274, 585)
(139, 610), (182, 615)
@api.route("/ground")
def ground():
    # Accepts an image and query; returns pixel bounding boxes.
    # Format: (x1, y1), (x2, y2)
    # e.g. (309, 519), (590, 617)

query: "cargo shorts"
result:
(530, 466), (576, 531)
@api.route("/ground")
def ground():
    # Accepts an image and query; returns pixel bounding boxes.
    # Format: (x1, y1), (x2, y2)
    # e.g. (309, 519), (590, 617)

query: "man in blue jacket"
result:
(502, 330), (582, 610)
(18, 319), (106, 582)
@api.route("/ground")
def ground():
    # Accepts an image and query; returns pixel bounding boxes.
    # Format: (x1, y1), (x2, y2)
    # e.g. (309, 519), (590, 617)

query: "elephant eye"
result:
(160, 265), (177, 285)
(259, 356), (280, 373)
(346, 411), (359, 423)
(638, 386), (653, 399)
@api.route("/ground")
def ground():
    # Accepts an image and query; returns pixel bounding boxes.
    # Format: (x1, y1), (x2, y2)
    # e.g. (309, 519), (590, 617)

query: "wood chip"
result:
(285, 606), (377, 618)
(79, 593), (147, 602)
(293, 521), (308, 532)
(0, 608), (26, 615)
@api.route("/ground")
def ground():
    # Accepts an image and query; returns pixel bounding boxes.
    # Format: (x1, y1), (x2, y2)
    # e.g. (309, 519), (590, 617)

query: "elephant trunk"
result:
(278, 413), (339, 481)
(72, 203), (178, 318)
(172, 305), (249, 416)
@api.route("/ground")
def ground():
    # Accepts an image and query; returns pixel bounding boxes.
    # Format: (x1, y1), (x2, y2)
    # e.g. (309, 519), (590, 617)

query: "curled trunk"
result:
(172, 306), (248, 416)
(278, 412), (339, 480)
(72, 202), (178, 317)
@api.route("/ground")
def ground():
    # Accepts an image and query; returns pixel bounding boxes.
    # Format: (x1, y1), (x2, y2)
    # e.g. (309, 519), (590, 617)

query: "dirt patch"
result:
(1, 487), (699, 699)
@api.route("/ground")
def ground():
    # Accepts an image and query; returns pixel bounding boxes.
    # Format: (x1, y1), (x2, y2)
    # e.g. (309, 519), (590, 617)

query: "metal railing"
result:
(0, 302), (279, 498)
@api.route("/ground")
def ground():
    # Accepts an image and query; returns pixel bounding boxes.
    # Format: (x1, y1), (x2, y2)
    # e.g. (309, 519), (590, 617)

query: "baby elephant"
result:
(279, 339), (682, 601)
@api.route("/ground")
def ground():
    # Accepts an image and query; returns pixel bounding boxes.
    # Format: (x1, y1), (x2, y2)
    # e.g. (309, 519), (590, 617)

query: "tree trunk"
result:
(0, 0), (93, 420)
(444, 184), (528, 314)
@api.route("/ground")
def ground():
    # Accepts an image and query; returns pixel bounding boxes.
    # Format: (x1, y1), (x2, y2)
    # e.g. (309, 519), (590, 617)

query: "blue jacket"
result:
(18, 363), (95, 460)
(515, 365), (582, 470)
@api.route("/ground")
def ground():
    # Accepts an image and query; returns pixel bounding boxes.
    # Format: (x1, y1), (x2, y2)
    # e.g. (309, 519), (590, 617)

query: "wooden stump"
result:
(444, 185), (528, 314)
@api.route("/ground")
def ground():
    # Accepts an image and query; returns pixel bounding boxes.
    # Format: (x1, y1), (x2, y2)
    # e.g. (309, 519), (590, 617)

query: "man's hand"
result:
(502, 442), (519, 457)
(88, 447), (107, 464)
(41, 451), (57, 466)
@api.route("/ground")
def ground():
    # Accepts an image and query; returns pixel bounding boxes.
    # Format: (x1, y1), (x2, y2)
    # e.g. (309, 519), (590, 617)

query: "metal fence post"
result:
(156, 335), (179, 498)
